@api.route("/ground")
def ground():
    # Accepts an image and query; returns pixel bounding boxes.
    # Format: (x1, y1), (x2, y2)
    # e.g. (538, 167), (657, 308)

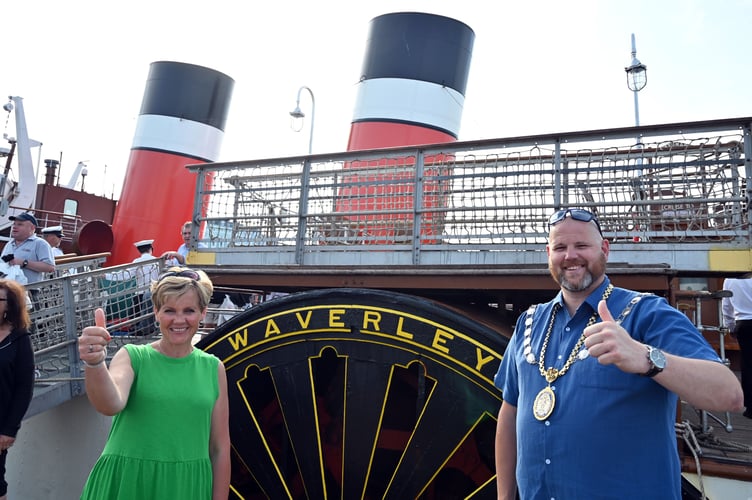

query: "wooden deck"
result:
(680, 400), (752, 482)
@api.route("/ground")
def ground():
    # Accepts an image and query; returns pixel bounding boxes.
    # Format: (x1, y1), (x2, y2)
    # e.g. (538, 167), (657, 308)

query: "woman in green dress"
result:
(78, 268), (230, 499)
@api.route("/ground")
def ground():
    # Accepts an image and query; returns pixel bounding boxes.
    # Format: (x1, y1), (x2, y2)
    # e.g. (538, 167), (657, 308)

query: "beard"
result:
(550, 252), (607, 292)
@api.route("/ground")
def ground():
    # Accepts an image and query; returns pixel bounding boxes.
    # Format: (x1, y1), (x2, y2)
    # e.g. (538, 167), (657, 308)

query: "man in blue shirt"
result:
(494, 208), (743, 500)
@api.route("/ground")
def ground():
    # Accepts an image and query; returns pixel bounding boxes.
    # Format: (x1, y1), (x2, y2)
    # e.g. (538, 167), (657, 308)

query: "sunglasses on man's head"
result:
(548, 208), (603, 236)
(157, 269), (200, 282)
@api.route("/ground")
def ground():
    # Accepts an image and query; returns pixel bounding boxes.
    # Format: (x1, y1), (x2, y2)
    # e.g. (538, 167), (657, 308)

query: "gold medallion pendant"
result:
(533, 386), (555, 421)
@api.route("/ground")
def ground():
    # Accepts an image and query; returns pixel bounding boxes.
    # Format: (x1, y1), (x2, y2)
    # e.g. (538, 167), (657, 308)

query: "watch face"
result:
(649, 348), (666, 369)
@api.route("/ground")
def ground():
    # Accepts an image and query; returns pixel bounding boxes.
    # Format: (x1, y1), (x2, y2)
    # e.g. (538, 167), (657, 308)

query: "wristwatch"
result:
(22, 259), (29, 268)
(643, 345), (667, 377)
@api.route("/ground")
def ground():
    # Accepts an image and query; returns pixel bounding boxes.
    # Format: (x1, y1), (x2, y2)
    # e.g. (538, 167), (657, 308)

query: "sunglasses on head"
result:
(548, 208), (603, 236)
(157, 268), (200, 282)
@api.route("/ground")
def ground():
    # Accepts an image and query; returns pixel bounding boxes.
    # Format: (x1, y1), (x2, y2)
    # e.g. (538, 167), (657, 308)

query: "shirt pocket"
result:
(575, 357), (635, 390)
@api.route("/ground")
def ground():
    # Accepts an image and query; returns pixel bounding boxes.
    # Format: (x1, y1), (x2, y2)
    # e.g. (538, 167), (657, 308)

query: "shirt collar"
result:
(12, 234), (36, 247)
(553, 276), (612, 313)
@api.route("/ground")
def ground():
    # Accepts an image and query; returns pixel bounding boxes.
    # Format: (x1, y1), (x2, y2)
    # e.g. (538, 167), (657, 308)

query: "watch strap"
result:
(643, 362), (661, 378)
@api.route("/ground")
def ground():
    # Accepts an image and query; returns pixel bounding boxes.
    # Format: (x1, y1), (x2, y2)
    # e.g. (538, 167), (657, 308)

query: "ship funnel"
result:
(110, 61), (234, 264)
(347, 12), (475, 150)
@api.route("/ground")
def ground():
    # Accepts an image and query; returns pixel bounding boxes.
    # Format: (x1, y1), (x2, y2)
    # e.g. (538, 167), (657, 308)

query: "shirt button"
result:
(565, 327), (570, 331)
(545, 459), (551, 464)
(545, 421), (551, 426)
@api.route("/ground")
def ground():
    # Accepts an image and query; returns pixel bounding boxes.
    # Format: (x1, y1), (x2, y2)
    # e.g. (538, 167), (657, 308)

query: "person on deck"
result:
(1, 213), (55, 283)
(721, 273), (752, 418)
(494, 207), (743, 500)
(162, 221), (193, 266)
(78, 267), (230, 499)
(132, 239), (160, 284)
(132, 239), (160, 335)
(41, 225), (65, 258)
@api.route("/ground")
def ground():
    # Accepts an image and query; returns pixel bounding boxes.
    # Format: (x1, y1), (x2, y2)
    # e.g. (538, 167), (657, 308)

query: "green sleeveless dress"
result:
(80, 344), (219, 499)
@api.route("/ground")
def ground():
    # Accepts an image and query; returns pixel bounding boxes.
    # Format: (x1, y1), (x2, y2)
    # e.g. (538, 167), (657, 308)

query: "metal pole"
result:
(631, 34), (640, 127)
(294, 86), (316, 154)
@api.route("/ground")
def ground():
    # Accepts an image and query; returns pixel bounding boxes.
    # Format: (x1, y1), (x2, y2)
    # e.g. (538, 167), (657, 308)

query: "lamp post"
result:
(625, 33), (648, 229)
(289, 86), (315, 154)
(624, 33), (647, 127)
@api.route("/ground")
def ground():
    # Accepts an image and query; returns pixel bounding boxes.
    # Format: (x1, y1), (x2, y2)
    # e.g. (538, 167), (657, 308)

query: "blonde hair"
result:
(151, 267), (213, 311)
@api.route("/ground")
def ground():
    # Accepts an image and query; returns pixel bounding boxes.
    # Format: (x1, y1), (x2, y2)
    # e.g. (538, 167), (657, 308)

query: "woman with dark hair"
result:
(0, 279), (34, 500)
(78, 267), (230, 499)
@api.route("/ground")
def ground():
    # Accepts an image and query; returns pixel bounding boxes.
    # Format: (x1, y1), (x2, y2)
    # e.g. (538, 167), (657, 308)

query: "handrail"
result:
(183, 116), (752, 271)
(26, 256), (258, 417)
(26, 257), (163, 416)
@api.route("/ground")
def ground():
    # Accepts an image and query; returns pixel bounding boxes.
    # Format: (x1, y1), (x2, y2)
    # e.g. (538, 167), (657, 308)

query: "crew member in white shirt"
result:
(722, 273), (752, 418)
(132, 239), (160, 335)
(41, 225), (65, 257)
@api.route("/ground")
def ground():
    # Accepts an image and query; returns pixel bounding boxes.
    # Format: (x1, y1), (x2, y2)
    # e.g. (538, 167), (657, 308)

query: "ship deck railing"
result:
(26, 256), (258, 416)
(25, 116), (752, 416)
(2, 207), (100, 251)
(27, 257), (163, 416)
(185, 116), (752, 272)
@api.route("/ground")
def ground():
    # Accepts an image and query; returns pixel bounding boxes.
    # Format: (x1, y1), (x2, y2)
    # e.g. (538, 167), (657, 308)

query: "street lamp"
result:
(624, 33), (647, 127)
(625, 33), (648, 215)
(289, 86), (315, 154)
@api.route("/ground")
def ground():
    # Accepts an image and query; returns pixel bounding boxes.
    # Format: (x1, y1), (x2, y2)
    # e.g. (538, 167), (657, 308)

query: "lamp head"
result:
(289, 107), (305, 132)
(625, 58), (647, 92)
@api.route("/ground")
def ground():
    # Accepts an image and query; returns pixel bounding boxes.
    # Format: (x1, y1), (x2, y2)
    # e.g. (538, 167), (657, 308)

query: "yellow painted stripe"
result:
(187, 251), (216, 265)
(708, 248), (752, 271)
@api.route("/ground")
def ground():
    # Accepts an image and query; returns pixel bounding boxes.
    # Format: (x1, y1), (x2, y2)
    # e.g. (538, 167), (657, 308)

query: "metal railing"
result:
(26, 256), (262, 416)
(24, 116), (752, 415)
(27, 257), (163, 416)
(186, 117), (752, 270)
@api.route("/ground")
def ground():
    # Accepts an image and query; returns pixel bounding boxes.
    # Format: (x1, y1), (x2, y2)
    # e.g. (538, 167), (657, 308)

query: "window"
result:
(63, 199), (78, 218)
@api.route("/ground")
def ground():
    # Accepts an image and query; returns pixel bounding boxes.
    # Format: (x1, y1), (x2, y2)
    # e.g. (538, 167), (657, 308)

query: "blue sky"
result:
(4, 0), (751, 198)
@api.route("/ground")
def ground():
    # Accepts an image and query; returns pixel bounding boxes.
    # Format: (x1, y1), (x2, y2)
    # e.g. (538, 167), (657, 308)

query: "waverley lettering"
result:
(208, 305), (502, 380)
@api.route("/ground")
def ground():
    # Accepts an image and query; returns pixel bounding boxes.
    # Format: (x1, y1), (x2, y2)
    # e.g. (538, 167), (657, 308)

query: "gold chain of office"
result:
(538, 284), (614, 384)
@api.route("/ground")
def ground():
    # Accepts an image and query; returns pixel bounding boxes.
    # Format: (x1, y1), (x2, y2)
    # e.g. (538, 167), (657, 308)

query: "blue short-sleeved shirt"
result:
(1, 235), (55, 283)
(494, 277), (721, 500)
